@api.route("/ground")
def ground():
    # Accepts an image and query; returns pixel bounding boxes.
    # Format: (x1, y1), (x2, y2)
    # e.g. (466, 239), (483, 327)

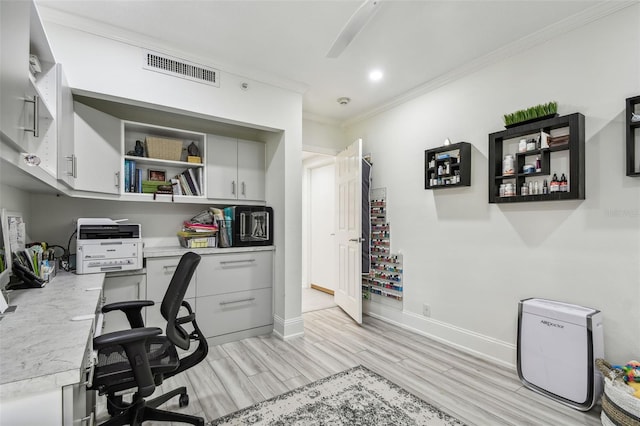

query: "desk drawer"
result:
(197, 251), (272, 297)
(196, 288), (272, 338)
(146, 257), (196, 301)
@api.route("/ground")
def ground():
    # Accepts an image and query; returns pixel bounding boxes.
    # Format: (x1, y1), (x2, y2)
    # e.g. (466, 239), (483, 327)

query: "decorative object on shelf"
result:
(145, 136), (183, 161)
(488, 112), (585, 203)
(126, 140), (145, 157)
(424, 142), (471, 189)
(186, 141), (202, 163)
(503, 101), (558, 128)
(625, 95), (640, 177)
(443, 138), (451, 146)
(148, 169), (166, 181)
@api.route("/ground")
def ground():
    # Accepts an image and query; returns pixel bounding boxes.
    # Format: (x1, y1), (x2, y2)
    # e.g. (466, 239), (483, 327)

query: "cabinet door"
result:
(73, 102), (121, 194)
(196, 288), (272, 338)
(146, 257), (196, 328)
(197, 251), (273, 297)
(206, 134), (238, 199)
(0, 0), (30, 149)
(102, 273), (145, 334)
(57, 67), (76, 187)
(237, 139), (266, 201)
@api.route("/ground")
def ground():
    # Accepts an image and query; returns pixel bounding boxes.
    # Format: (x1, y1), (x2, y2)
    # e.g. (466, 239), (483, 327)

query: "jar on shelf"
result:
(503, 155), (515, 176)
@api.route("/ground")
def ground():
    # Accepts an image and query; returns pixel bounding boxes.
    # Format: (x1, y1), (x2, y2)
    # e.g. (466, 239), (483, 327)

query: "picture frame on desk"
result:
(148, 169), (166, 181)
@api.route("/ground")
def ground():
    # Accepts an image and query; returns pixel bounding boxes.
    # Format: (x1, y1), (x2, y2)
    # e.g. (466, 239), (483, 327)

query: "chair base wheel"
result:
(179, 393), (189, 407)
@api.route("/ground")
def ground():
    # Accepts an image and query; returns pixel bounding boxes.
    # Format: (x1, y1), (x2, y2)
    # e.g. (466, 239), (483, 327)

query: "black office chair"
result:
(89, 251), (208, 426)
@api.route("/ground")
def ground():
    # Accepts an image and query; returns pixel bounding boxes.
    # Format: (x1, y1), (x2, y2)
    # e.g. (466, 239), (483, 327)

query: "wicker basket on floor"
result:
(145, 136), (183, 161)
(596, 359), (640, 426)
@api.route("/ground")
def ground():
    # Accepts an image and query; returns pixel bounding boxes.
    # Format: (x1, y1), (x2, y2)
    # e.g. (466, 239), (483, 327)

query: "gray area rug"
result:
(209, 365), (465, 425)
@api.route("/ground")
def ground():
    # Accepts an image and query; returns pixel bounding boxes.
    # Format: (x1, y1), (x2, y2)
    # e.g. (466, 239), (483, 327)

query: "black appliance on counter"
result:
(222, 206), (273, 247)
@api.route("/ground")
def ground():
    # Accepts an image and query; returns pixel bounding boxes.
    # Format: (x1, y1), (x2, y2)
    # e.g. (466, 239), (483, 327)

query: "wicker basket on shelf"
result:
(145, 136), (183, 161)
(596, 359), (640, 426)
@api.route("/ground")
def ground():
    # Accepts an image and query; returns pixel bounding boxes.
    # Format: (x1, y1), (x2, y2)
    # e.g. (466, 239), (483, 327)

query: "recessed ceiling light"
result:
(369, 70), (383, 81)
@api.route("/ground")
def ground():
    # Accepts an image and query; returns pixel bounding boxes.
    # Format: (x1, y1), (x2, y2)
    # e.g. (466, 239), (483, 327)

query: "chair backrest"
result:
(160, 251), (201, 350)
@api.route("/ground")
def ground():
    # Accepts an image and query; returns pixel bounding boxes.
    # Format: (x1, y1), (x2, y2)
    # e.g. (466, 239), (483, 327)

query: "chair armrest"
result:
(93, 327), (162, 349)
(102, 300), (154, 328)
(93, 327), (162, 398)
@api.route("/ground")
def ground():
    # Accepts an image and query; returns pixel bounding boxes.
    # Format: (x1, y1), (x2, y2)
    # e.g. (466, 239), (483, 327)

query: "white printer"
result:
(76, 218), (143, 274)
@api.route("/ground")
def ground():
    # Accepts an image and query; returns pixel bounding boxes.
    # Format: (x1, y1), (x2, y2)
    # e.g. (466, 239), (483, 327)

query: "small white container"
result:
(503, 155), (515, 176)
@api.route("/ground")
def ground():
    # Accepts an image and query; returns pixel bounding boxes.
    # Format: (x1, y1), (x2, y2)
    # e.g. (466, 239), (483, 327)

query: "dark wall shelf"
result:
(626, 95), (640, 177)
(424, 142), (471, 189)
(488, 113), (585, 203)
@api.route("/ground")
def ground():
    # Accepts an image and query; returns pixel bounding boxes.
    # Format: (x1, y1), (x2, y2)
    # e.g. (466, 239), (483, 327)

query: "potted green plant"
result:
(503, 101), (558, 128)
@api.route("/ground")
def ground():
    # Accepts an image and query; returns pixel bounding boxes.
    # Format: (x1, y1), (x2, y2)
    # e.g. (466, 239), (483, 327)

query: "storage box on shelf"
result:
(488, 113), (585, 203)
(122, 121), (206, 198)
(626, 95), (640, 177)
(424, 142), (471, 189)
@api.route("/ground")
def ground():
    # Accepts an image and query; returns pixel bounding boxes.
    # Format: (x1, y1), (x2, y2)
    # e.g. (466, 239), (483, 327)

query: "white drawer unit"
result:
(196, 251), (272, 296)
(196, 288), (272, 339)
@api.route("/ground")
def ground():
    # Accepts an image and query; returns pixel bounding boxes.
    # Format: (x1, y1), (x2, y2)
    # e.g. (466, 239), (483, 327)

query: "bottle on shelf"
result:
(535, 156), (541, 172)
(534, 181), (539, 195)
(550, 173), (560, 193)
(560, 173), (568, 192)
(542, 179), (549, 195)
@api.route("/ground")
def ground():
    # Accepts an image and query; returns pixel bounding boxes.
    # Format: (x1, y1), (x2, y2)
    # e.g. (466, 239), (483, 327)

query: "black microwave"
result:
(221, 206), (273, 247)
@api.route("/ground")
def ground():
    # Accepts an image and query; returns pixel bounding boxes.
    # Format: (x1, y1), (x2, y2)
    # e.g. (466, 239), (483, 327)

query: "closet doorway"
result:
(302, 152), (337, 313)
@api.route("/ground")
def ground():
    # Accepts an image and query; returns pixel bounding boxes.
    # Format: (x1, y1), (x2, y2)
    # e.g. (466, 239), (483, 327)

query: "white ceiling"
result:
(36, 0), (625, 125)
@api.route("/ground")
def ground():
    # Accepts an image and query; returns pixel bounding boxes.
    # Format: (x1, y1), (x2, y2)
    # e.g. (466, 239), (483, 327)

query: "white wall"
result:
(346, 5), (640, 365)
(302, 117), (347, 154)
(40, 18), (304, 338)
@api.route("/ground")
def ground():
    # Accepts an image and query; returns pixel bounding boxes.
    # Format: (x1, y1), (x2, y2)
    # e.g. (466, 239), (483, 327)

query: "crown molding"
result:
(342, 1), (638, 128)
(36, 5), (309, 95)
(302, 112), (343, 127)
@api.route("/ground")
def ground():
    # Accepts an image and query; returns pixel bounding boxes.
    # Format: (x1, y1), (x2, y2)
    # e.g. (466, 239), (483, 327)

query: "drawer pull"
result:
(219, 259), (256, 265)
(163, 265), (178, 271)
(220, 297), (256, 306)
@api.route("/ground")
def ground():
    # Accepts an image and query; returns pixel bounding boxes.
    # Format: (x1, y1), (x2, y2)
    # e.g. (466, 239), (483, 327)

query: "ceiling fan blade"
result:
(326, 0), (382, 58)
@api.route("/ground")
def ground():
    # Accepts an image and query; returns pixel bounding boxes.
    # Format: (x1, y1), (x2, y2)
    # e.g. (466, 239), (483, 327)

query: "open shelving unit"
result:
(362, 188), (403, 303)
(424, 142), (471, 189)
(488, 113), (585, 203)
(626, 95), (640, 177)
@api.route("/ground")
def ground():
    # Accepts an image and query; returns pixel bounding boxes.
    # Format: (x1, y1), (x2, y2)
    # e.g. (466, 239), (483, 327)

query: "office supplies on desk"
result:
(7, 261), (46, 289)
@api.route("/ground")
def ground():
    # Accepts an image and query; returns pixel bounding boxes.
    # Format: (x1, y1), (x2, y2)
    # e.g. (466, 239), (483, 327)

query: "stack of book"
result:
(172, 168), (203, 196)
(548, 135), (570, 147)
(124, 159), (143, 193)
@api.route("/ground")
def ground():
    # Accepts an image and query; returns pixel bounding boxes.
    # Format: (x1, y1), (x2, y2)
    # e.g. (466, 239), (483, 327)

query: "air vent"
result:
(143, 50), (219, 87)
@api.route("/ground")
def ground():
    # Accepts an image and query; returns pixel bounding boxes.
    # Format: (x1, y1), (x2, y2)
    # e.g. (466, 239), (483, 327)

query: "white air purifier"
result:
(517, 298), (604, 411)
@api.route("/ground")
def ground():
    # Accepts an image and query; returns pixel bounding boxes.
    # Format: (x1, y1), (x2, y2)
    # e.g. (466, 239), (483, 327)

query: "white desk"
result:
(0, 271), (105, 425)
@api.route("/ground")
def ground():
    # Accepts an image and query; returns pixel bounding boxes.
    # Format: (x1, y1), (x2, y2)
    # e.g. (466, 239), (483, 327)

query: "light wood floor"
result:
(98, 307), (602, 425)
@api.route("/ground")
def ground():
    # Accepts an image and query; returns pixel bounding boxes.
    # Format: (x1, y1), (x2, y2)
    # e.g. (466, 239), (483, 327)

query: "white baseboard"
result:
(273, 314), (305, 340)
(364, 308), (516, 369)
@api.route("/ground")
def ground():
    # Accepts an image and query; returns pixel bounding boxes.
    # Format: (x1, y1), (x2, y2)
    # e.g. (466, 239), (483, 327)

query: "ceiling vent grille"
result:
(143, 50), (219, 87)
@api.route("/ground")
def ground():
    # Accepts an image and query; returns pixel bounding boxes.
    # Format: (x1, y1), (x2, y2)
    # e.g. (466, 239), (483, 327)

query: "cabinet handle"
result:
(232, 180), (236, 196)
(24, 95), (39, 137)
(219, 259), (256, 265)
(79, 412), (95, 426)
(72, 154), (77, 178)
(115, 171), (120, 187)
(349, 238), (364, 242)
(241, 181), (246, 196)
(65, 155), (74, 176)
(219, 297), (256, 306)
(163, 265), (179, 272)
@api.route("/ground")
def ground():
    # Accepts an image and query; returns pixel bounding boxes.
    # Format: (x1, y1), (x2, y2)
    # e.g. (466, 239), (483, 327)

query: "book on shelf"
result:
(171, 178), (182, 196)
(187, 168), (201, 196)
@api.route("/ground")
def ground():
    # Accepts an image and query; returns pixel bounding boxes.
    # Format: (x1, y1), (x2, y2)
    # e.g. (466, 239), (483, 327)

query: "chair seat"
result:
(92, 336), (179, 395)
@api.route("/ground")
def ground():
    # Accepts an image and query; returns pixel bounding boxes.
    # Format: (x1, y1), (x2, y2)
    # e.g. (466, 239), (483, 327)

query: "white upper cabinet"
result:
(207, 134), (265, 202)
(72, 102), (121, 194)
(56, 67), (75, 186)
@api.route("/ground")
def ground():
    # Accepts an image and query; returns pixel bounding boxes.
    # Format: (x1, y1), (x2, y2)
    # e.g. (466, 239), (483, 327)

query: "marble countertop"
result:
(144, 245), (275, 258)
(0, 271), (104, 399)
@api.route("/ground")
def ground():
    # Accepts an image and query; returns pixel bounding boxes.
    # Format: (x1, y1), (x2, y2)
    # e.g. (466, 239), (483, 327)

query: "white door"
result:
(310, 162), (336, 291)
(334, 139), (363, 324)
